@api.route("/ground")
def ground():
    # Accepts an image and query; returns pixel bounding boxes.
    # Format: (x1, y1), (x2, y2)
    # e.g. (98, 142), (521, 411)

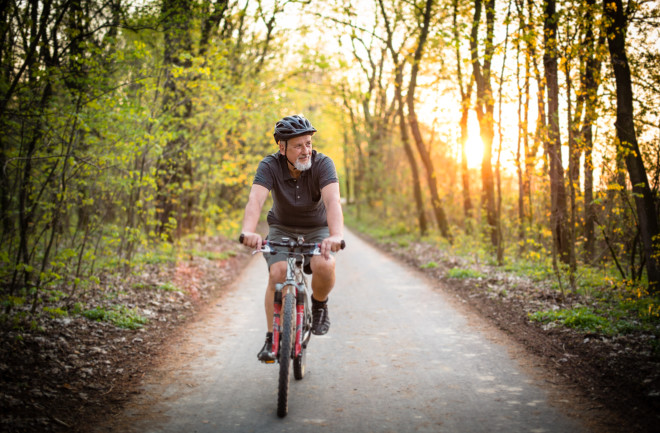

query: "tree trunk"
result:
(580, 0), (602, 263)
(470, 0), (498, 248)
(406, 0), (450, 239)
(454, 0), (474, 227)
(156, 0), (194, 239)
(526, 0), (545, 226)
(566, 32), (578, 284)
(603, 0), (660, 292)
(199, 0), (229, 56)
(544, 0), (569, 264)
(378, 0), (428, 236)
(396, 74), (428, 236)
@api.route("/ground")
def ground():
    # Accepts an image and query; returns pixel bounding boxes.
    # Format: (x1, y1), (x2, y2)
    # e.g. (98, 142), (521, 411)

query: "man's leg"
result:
(265, 261), (287, 331)
(310, 255), (335, 301)
(309, 255), (335, 335)
(258, 260), (286, 362)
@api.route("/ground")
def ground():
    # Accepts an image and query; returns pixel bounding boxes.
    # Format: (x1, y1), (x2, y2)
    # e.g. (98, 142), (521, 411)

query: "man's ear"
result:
(278, 140), (286, 155)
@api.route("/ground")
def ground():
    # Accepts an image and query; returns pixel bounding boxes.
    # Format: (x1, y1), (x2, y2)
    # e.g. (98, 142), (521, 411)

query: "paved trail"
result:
(100, 229), (587, 433)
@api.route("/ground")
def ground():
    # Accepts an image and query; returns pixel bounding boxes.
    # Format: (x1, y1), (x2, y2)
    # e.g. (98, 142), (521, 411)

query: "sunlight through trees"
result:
(1, 0), (659, 319)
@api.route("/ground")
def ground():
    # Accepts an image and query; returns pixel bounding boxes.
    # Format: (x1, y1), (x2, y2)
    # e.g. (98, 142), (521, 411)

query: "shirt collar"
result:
(278, 150), (317, 181)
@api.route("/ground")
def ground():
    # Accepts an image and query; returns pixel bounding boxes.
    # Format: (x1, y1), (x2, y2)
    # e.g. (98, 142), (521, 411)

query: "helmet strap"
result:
(281, 140), (298, 170)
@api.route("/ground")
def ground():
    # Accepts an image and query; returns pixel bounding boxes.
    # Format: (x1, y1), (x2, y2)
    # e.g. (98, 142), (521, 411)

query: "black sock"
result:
(311, 296), (327, 306)
(266, 332), (273, 341)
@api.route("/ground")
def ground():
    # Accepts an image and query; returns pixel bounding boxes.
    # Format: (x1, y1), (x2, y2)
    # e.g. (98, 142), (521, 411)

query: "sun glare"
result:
(465, 133), (485, 169)
(465, 114), (484, 169)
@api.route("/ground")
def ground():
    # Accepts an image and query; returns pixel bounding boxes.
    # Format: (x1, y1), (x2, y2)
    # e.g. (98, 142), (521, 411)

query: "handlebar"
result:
(238, 233), (346, 253)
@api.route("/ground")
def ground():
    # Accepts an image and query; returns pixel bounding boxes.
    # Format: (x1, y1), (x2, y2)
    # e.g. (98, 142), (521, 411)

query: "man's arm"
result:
(320, 182), (344, 258)
(241, 184), (270, 249)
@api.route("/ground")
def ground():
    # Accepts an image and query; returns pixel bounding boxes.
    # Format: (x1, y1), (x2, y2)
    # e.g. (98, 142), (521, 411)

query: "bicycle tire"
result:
(277, 290), (295, 418)
(293, 291), (310, 380)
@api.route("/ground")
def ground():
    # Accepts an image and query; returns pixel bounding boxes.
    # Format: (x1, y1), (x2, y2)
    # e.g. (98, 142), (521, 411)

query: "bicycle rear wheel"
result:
(277, 289), (295, 418)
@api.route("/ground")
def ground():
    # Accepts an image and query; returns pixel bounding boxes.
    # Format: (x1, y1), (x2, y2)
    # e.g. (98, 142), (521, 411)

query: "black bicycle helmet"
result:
(273, 115), (317, 144)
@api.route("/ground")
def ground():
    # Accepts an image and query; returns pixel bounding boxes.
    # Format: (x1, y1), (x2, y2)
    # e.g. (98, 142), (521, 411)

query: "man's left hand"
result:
(320, 235), (343, 259)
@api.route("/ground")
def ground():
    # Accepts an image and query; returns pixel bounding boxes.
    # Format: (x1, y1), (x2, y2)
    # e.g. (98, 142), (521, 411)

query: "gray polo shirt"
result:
(253, 150), (338, 228)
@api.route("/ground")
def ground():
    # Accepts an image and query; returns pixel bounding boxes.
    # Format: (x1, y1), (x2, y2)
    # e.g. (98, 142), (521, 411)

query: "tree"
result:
(155, 0), (194, 239)
(603, 0), (660, 292)
(580, 0), (603, 263)
(454, 0), (474, 226)
(543, 0), (569, 264)
(470, 0), (498, 248)
(407, 0), (451, 239)
(378, 0), (428, 235)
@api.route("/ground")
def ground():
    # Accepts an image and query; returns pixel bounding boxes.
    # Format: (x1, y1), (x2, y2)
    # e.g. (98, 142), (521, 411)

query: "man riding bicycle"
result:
(240, 115), (344, 363)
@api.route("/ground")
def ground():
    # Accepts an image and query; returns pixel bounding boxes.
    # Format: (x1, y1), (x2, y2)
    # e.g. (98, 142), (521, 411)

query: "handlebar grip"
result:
(340, 240), (346, 250)
(239, 233), (267, 246)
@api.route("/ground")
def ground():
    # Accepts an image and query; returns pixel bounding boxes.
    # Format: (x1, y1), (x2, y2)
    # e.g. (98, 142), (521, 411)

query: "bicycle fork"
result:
(271, 286), (304, 362)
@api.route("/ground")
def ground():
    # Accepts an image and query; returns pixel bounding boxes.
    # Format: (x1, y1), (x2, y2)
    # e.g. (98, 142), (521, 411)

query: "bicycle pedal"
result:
(263, 360), (275, 364)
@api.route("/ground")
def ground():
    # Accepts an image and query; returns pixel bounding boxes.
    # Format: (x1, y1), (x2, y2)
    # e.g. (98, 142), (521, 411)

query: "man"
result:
(240, 115), (344, 362)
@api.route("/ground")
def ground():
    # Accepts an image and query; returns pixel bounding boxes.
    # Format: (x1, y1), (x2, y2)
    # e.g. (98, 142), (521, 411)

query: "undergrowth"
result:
(1, 234), (239, 331)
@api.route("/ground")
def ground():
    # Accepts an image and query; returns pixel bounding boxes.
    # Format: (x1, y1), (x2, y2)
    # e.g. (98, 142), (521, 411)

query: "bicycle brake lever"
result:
(252, 244), (272, 255)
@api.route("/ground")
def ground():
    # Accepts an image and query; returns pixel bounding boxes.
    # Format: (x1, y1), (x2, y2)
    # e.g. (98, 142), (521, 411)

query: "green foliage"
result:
(1, 296), (26, 309)
(0, 0), (309, 315)
(420, 261), (439, 269)
(530, 308), (610, 333)
(82, 305), (148, 329)
(42, 306), (69, 319)
(447, 268), (486, 279)
(133, 246), (177, 266)
(530, 295), (660, 336)
(157, 282), (181, 292)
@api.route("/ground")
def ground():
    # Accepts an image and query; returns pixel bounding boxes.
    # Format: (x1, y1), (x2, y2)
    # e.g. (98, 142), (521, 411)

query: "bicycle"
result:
(239, 234), (345, 418)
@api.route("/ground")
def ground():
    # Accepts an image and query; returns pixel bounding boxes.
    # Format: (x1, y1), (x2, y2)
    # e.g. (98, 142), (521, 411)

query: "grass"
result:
(528, 305), (654, 336)
(82, 305), (148, 329)
(530, 307), (611, 333)
(448, 268), (486, 279)
(157, 282), (181, 292)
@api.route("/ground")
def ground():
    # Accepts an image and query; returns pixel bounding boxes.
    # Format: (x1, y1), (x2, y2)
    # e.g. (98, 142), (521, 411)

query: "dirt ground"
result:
(1, 234), (659, 432)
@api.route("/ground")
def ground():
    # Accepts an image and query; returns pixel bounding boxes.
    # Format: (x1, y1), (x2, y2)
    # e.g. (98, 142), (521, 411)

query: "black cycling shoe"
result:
(257, 334), (275, 363)
(311, 299), (330, 335)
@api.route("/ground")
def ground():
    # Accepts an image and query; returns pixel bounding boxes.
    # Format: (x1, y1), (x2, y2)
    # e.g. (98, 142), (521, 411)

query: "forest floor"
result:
(1, 231), (659, 432)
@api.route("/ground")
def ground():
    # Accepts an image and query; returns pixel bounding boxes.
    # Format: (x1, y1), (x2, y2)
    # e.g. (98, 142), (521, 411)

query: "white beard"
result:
(294, 158), (312, 171)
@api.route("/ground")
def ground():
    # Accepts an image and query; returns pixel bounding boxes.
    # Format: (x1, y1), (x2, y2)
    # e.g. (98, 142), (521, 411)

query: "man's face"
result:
(281, 134), (313, 171)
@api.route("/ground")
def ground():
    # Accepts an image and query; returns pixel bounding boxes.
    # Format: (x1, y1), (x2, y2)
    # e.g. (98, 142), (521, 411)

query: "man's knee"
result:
(268, 262), (287, 284)
(310, 256), (335, 278)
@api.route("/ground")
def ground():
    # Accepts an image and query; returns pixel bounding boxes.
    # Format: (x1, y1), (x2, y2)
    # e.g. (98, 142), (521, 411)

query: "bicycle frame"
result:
(272, 253), (310, 361)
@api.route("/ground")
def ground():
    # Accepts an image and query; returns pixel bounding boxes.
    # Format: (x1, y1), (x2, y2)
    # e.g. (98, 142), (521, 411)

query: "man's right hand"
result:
(240, 232), (263, 250)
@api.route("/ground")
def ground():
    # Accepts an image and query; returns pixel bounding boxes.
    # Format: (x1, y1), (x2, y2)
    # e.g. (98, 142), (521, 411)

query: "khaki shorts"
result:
(264, 225), (331, 271)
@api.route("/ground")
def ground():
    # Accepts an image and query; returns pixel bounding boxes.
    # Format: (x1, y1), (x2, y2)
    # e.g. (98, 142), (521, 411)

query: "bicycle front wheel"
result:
(277, 289), (295, 418)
